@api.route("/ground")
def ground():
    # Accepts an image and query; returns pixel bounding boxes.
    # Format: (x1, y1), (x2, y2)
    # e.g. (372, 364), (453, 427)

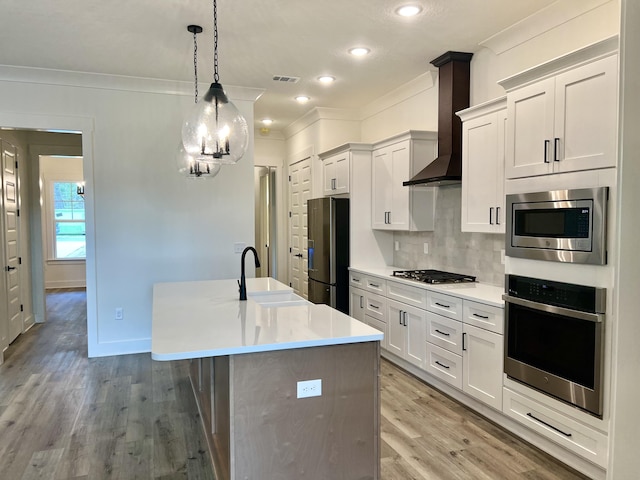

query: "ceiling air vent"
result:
(272, 75), (300, 83)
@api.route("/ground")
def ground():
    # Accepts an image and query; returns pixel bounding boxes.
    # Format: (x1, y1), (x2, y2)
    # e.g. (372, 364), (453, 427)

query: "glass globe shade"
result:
(177, 142), (222, 179)
(181, 83), (249, 165)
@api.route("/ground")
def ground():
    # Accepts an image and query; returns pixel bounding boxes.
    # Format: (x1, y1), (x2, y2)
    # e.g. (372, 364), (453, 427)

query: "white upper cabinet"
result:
(500, 39), (618, 179)
(371, 131), (437, 231)
(319, 143), (372, 197)
(458, 97), (507, 233)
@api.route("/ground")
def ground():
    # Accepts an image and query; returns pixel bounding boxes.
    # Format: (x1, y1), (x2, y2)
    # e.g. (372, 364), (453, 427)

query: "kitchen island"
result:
(152, 278), (383, 480)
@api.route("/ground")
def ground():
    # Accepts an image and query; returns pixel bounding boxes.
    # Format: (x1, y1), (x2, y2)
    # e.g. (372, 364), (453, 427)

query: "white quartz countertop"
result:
(152, 277), (383, 361)
(349, 266), (504, 307)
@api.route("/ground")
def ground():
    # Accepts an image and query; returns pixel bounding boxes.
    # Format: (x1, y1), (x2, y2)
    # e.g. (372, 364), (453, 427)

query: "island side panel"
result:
(230, 342), (380, 480)
(213, 356), (231, 480)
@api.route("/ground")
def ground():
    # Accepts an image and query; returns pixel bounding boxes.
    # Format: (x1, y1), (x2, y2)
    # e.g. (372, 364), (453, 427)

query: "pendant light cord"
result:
(213, 0), (219, 83)
(193, 30), (199, 103)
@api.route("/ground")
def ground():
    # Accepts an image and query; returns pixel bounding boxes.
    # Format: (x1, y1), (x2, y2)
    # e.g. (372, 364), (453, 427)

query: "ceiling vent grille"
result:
(272, 75), (300, 83)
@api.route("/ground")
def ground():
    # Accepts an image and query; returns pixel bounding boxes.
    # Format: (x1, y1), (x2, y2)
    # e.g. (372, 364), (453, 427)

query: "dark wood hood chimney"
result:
(404, 51), (473, 186)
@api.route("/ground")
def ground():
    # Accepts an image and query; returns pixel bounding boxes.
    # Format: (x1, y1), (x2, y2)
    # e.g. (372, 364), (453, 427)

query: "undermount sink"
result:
(248, 291), (308, 307)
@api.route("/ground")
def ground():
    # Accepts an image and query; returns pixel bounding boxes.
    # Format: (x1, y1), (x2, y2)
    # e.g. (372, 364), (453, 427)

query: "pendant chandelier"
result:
(178, 24), (222, 179)
(181, 0), (248, 165)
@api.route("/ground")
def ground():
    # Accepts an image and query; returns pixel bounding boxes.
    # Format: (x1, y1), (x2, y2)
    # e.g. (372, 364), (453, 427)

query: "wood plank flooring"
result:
(0, 289), (589, 479)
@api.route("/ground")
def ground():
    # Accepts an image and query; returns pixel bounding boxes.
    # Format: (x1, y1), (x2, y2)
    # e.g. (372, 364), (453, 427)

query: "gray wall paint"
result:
(393, 186), (505, 287)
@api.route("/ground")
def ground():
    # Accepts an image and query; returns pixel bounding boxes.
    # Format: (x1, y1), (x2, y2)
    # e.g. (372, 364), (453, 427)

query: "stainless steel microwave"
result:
(506, 187), (608, 265)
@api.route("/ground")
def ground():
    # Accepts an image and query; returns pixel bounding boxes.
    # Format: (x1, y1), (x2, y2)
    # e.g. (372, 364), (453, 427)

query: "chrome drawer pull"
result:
(435, 361), (450, 369)
(434, 329), (450, 336)
(472, 313), (489, 319)
(526, 413), (572, 437)
(435, 302), (450, 309)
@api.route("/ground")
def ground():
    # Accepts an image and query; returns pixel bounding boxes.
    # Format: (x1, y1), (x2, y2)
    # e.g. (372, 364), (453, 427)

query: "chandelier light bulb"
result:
(177, 141), (222, 179)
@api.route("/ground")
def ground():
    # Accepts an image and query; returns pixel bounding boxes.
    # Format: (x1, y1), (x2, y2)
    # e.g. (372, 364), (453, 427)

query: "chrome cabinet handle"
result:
(369, 283), (380, 288)
(544, 139), (550, 163)
(7, 266), (16, 271)
(553, 138), (560, 162)
(435, 360), (450, 369)
(369, 304), (379, 310)
(434, 329), (450, 336)
(399, 310), (403, 324)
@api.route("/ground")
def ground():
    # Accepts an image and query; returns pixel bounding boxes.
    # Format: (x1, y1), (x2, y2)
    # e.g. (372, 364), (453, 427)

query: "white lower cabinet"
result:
(503, 387), (608, 468)
(462, 323), (503, 410)
(387, 299), (426, 368)
(349, 285), (388, 350)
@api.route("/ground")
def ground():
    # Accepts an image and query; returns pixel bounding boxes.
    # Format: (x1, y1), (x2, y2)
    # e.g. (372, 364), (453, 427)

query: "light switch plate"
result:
(234, 242), (247, 253)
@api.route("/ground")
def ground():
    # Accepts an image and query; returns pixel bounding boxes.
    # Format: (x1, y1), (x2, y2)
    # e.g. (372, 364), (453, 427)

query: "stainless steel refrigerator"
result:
(307, 197), (350, 314)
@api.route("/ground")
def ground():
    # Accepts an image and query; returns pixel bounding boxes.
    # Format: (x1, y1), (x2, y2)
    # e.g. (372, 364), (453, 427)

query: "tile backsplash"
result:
(393, 185), (505, 287)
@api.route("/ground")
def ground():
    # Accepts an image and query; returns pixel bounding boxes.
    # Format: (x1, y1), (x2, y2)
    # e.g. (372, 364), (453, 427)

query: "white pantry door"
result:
(288, 158), (311, 298)
(2, 141), (22, 344)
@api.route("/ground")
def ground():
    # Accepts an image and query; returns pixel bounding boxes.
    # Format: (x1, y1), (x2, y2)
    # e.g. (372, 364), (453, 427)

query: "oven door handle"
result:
(502, 294), (605, 322)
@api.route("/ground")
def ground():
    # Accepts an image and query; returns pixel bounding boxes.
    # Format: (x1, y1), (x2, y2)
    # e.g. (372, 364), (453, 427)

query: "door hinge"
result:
(20, 304), (24, 312)
(18, 257), (22, 265)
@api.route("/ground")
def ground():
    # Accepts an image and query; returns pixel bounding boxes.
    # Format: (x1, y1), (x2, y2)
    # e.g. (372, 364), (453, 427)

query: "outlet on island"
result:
(297, 379), (322, 399)
(115, 307), (123, 320)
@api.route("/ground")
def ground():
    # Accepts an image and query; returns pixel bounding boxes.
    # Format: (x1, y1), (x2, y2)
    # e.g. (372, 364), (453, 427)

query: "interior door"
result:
(288, 158), (311, 298)
(2, 141), (22, 343)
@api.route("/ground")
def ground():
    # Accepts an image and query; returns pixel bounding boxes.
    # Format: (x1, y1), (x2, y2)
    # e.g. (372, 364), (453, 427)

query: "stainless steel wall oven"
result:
(503, 275), (606, 417)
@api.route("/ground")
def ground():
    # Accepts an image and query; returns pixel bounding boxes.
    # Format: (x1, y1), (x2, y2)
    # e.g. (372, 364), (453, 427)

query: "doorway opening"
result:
(254, 166), (277, 278)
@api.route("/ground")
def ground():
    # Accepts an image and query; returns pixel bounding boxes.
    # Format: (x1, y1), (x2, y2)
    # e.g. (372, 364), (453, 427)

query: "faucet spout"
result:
(239, 246), (261, 301)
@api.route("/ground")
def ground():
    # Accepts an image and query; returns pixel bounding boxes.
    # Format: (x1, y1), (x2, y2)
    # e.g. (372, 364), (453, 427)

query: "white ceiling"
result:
(0, 0), (556, 131)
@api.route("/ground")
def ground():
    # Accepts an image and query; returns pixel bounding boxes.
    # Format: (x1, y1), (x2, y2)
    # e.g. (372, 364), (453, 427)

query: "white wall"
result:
(0, 67), (261, 357)
(39, 155), (86, 289)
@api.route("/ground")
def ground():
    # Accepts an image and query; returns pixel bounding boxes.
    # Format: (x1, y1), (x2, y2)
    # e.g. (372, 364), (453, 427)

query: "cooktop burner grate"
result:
(392, 269), (476, 284)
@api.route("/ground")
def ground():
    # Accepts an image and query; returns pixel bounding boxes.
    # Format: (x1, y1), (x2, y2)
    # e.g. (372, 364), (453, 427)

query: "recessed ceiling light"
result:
(396, 5), (422, 16)
(295, 95), (310, 103)
(261, 118), (273, 125)
(348, 47), (370, 57)
(318, 75), (336, 84)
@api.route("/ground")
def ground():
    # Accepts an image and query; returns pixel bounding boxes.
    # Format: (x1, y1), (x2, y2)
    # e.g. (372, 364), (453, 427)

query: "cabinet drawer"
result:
(427, 291), (463, 321)
(503, 388), (608, 467)
(364, 293), (387, 322)
(426, 312), (463, 355)
(364, 277), (386, 295)
(425, 343), (463, 389)
(365, 315), (387, 350)
(463, 301), (504, 335)
(349, 271), (366, 289)
(386, 280), (427, 309)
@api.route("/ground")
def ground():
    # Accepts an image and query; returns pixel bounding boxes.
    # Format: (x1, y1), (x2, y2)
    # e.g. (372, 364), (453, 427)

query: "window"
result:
(52, 181), (85, 259)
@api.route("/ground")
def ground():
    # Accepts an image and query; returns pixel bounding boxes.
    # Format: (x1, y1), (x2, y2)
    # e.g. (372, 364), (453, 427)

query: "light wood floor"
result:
(0, 289), (589, 479)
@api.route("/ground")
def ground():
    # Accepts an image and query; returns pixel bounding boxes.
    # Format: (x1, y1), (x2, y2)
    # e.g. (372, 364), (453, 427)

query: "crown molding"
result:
(0, 64), (264, 102)
(283, 106), (359, 139)
(480, 0), (613, 55)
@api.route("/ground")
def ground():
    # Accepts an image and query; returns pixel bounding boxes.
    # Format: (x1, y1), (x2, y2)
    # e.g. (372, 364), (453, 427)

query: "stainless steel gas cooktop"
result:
(391, 269), (476, 284)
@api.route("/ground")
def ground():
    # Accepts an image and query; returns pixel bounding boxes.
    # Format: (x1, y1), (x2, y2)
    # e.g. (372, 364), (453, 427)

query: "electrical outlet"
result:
(423, 243), (429, 254)
(394, 241), (399, 251)
(115, 307), (123, 320)
(234, 242), (246, 254)
(297, 379), (322, 399)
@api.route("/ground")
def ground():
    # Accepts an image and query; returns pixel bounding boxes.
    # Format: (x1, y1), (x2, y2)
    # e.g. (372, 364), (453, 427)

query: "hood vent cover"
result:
(404, 51), (473, 186)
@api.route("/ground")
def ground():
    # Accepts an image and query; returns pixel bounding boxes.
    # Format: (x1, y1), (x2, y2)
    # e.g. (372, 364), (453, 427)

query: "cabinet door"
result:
(333, 153), (350, 194)
(505, 78), (555, 179)
(462, 324), (503, 410)
(386, 300), (405, 357)
(553, 55), (618, 173)
(371, 147), (393, 229)
(389, 143), (410, 230)
(404, 304), (426, 368)
(349, 287), (366, 322)
(461, 112), (500, 233)
(322, 155), (336, 196)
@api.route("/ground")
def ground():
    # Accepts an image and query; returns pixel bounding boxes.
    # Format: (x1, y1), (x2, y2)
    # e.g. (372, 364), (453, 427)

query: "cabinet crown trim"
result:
(372, 130), (437, 150)
(498, 35), (618, 92)
(319, 142), (372, 159)
(456, 96), (507, 122)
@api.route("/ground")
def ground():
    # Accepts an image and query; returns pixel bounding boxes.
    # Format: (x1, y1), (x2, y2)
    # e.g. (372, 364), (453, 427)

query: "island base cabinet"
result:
(190, 342), (380, 480)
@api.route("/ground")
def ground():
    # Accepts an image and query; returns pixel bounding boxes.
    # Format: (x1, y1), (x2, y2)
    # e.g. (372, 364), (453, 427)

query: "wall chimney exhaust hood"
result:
(404, 51), (473, 186)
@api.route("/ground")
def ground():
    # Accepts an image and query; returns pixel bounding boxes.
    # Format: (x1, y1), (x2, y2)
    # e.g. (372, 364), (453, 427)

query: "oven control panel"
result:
(506, 275), (606, 314)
